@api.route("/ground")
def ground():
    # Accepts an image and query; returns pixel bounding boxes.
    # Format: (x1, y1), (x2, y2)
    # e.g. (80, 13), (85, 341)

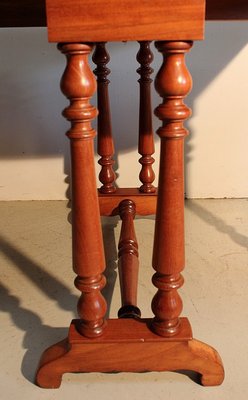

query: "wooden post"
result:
(151, 41), (193, 337)
(93, 42), (116, 193)
(118, 200), (141, 319)
(58, 43), (107, 338)
(137, 41), (156, 193)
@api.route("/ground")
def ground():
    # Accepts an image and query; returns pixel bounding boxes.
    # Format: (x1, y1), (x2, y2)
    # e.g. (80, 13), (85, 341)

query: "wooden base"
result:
(36, 318), (224, 388)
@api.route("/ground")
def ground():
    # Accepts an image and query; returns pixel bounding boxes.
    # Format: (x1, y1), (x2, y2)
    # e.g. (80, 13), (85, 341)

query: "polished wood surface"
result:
(36, 318), (224, 388)
(137, 41), (156, 194)
(0, 0), (247, 28)
(59, 42), (107, 338)
(46, 0), (205, 42)
(93, 42), (116, 194)
(117, 200), (141, 319)
(15, 0), (225, 388)
(151, 41), (193, 337)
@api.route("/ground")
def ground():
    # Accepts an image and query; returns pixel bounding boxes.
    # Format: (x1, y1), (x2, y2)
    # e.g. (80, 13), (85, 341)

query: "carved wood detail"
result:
(118, 200), (141, 319)
(137, 41), (156, 193)
(36, 2), (225, 387)
(151, 41), (193, 337)
(58, 43), (107, 338)
(93, 42), (116, 193)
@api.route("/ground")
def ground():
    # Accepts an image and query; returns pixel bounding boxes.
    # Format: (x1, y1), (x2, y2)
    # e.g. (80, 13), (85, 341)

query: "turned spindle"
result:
(137, 41), (156, 193)
(58, 43), (107, 338)
(151, 41), (193, 337)
(93, 42), (116, 193)
(118, 200), (141, 319)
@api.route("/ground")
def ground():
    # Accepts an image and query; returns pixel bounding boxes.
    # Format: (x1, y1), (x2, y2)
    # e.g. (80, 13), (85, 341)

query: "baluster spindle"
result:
(118, 200), (141, 319)
(151, 41), (193, 337)
(93, 42), (116, 193)
(137, 41), (156, 193)
(58, 43), (107, 338)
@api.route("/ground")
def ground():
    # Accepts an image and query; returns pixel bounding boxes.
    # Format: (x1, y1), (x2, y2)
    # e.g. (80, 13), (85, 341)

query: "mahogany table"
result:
(1, 0), (247, 390)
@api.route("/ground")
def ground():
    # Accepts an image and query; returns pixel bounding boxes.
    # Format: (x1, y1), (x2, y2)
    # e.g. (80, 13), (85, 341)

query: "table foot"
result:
(35, 339), (69, 388)
(35, 318), (224, 388)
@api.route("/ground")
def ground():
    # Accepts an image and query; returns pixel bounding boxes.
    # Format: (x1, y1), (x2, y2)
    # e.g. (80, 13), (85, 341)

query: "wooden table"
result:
(1, 0), (247, 390)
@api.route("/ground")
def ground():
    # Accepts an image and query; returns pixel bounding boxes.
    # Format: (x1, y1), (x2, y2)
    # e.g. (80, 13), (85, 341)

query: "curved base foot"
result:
(187, 339), (224, 386)
(36, 318), (224, 388)
(36, 339), (69, 388)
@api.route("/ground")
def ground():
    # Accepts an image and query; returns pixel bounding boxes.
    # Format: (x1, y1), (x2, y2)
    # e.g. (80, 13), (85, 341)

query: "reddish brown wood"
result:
(98, 188), (157, 216)
(137, 41), (156, 194)
(1, 1), (247, 29)
(151, 41), (193, 337)
(35, 0), (225, 389)
(58, 43), (107, 338)
(93, 43), (116, 194)
(36, 318), (224, 388)
(118, 200), (141, 319)
(45, 0), (205, 42)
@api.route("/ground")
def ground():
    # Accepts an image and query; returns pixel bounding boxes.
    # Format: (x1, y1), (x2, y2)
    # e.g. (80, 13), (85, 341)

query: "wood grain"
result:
(0, 1), (247, 28)
(46, 0), (205, 42)
(29, 0), (226, 389)
(59, 43), (107, 338)
(36, 318), (224, 388)
(151, 41), (193, 337)
(118, 200), (141, 319)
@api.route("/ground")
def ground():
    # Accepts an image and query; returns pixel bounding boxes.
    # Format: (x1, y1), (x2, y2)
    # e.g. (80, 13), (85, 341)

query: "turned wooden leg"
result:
(117, 200), (141, 319)
(137, 41), (156, 193)
(93, 42), (116, 193)
(58, 43), (107, 338)
(151, 41), (193, 336)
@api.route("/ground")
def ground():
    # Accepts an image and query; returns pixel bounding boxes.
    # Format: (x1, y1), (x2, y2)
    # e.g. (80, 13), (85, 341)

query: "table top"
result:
(46, 0), (205, 42)
(0, 0), (248, 28)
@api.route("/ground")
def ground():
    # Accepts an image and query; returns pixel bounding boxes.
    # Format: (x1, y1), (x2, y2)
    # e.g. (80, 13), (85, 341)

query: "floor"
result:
(0, 199), (247, 399)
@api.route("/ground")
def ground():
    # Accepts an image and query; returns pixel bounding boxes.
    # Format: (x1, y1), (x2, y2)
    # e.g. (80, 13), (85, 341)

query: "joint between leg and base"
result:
(36, 318), (224, 388)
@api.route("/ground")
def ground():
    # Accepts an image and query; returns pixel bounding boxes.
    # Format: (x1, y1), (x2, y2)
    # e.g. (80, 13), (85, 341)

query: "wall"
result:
(0, 22), (247, 200)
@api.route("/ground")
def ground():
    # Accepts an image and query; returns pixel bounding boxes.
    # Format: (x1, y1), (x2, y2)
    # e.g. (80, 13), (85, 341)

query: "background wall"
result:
(0, 22), (247, 200)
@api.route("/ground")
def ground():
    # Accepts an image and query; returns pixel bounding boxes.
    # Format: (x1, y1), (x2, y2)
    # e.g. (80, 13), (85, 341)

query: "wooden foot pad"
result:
(36, 318), (224, 388)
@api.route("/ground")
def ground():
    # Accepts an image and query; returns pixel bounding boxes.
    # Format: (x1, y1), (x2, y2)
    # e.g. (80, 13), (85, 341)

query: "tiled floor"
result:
(0, 199), (247, 399)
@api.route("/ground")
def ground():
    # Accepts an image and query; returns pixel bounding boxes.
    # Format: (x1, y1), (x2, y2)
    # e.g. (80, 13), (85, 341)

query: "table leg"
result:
(151, 41), (192, 336)
(58, 43), (107, 338)
(36, 43), (109, 387)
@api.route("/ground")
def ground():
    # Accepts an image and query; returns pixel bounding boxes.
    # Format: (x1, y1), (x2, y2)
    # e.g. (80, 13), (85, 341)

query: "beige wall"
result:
(0, 22), (247, 200)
